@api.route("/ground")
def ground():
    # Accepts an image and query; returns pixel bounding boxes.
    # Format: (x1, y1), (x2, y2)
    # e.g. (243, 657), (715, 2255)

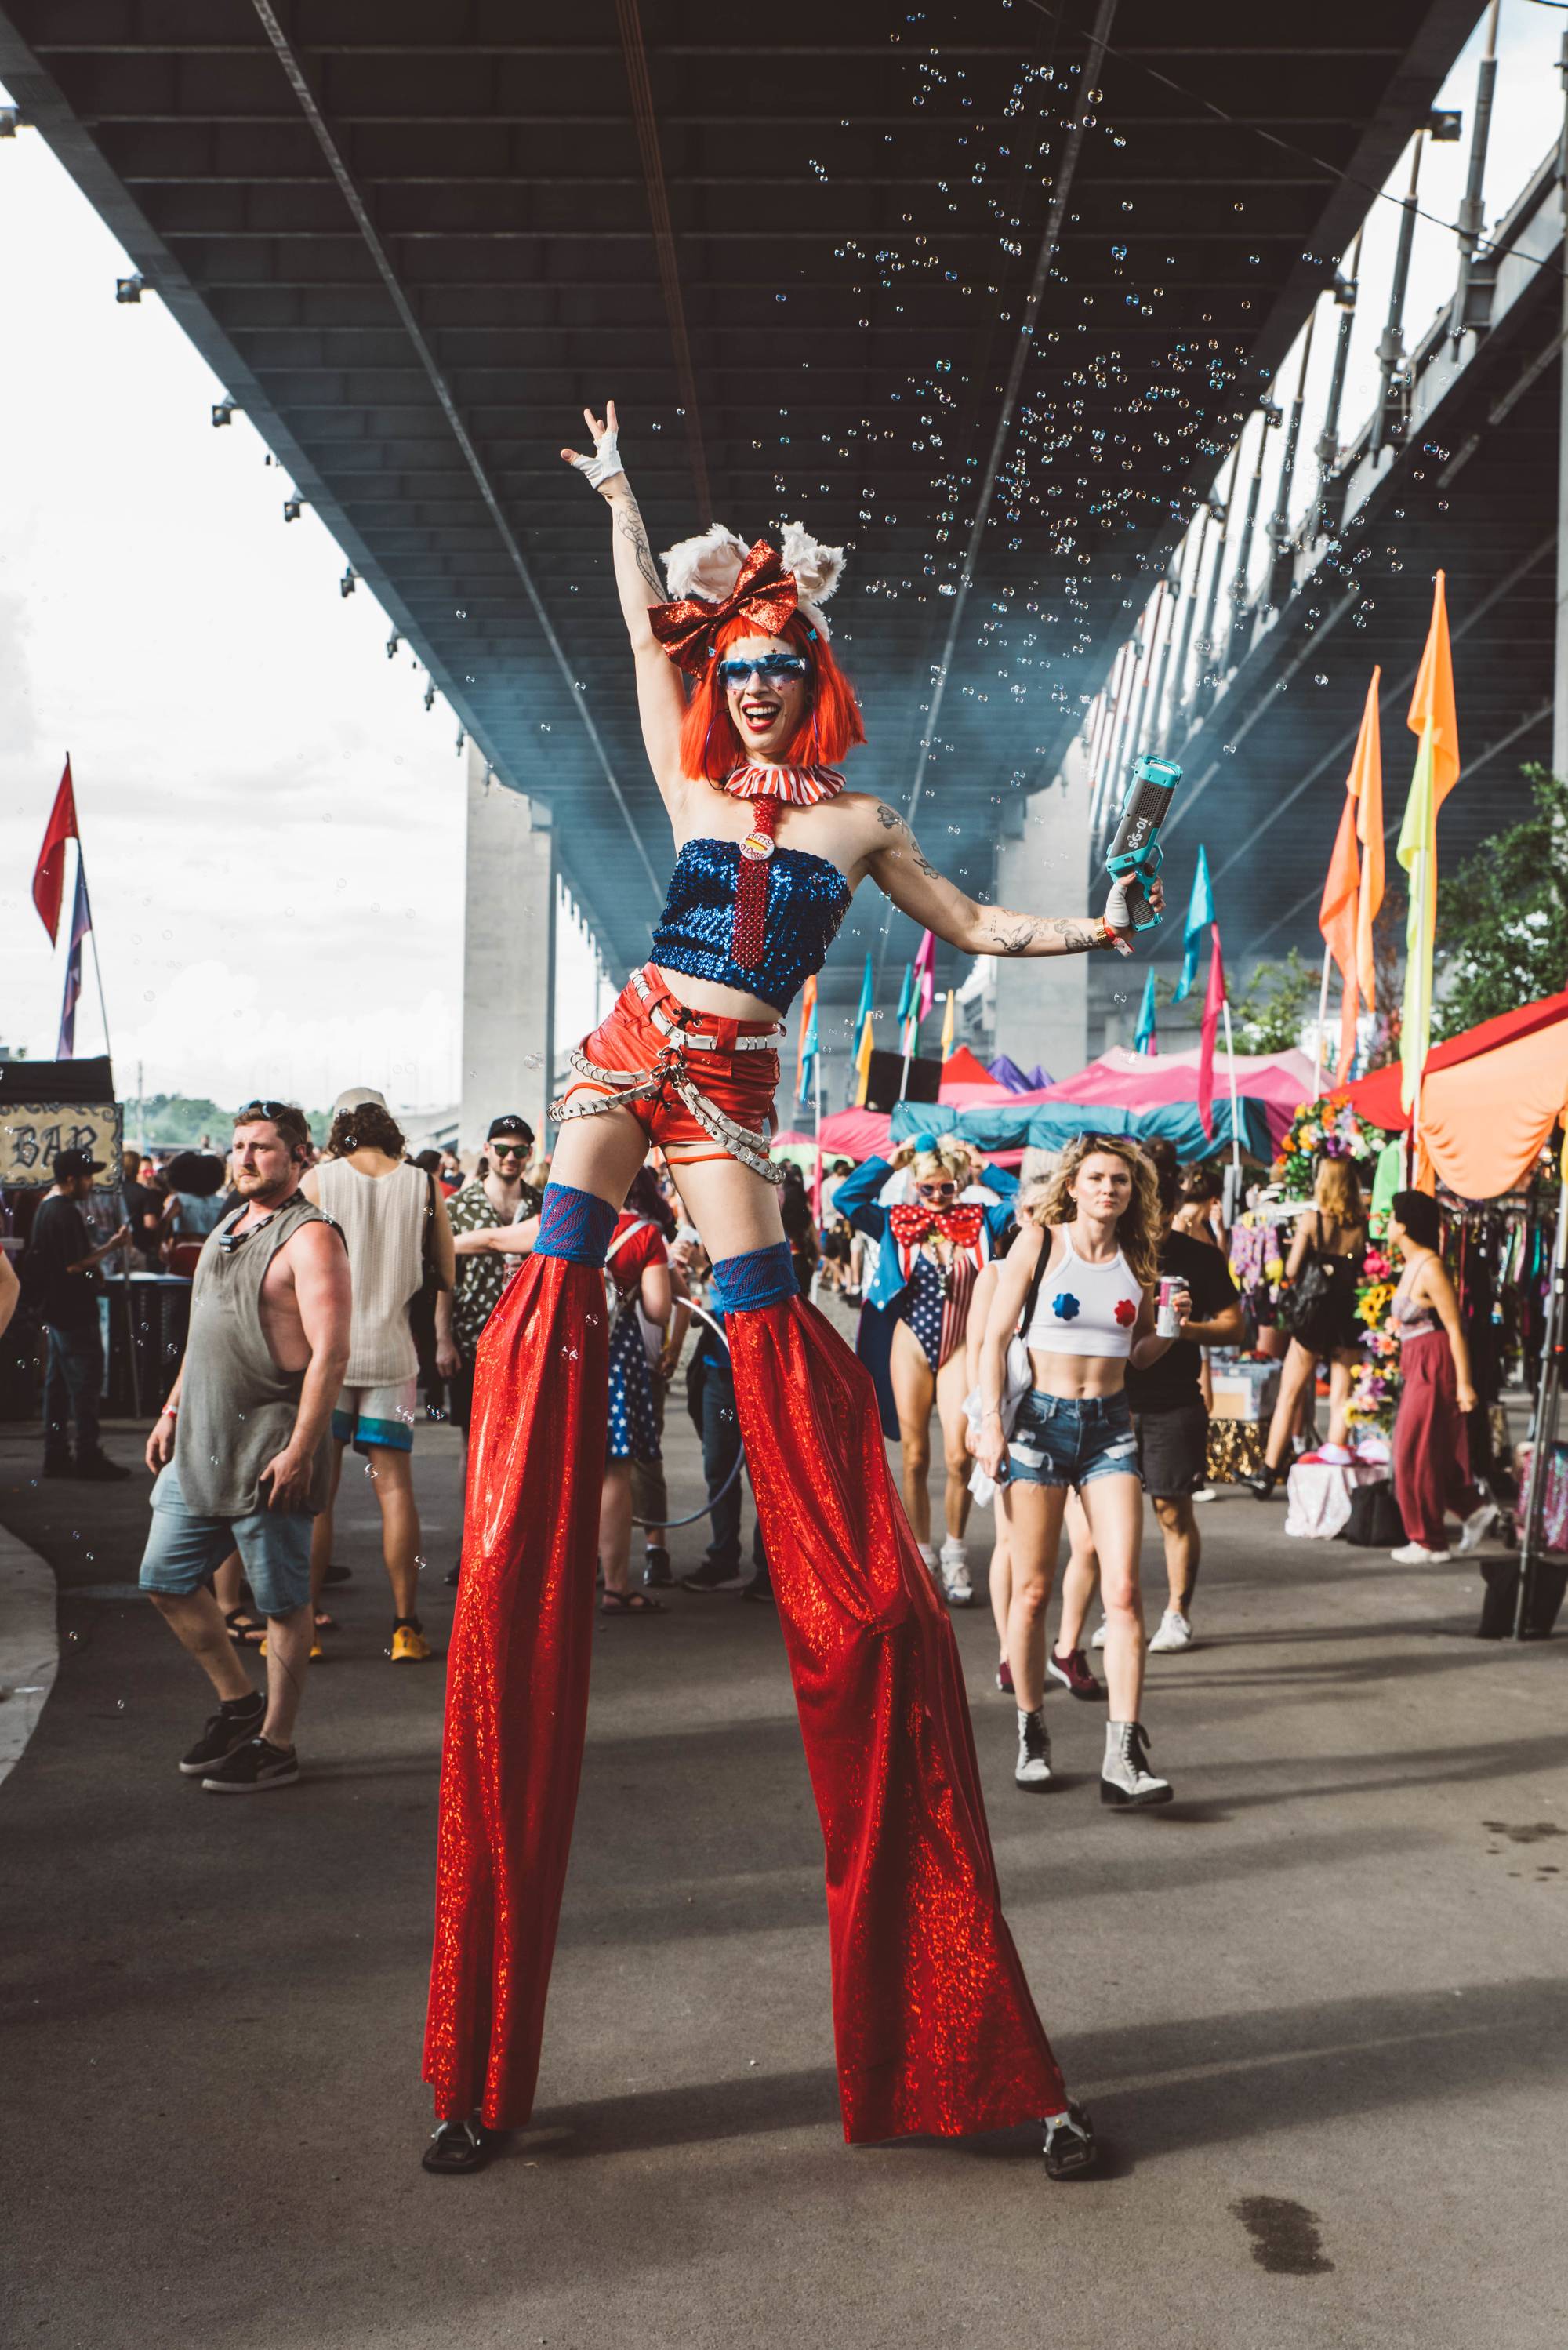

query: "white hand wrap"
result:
(571, 428), (622, 489)
(1102, 879), (1135, 954)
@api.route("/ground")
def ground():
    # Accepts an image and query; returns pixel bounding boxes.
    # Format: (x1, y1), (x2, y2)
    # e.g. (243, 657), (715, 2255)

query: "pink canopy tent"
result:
(1039, 1044), (1316, 1153)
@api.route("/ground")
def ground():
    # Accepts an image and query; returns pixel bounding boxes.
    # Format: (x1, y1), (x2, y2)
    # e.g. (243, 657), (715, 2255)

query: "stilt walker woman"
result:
(421, 401), (1155, 2177)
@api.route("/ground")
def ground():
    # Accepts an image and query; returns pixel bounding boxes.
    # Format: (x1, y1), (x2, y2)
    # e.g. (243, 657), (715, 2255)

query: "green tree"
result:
(1433, 765), (1568, 1037)
(1229, 946), (1317, 1054)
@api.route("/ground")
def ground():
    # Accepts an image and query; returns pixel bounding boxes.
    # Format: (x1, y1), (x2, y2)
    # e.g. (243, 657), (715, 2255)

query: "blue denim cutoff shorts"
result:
(1006, 1389), (1140, 1489)
(140, 1465), (314, 1621)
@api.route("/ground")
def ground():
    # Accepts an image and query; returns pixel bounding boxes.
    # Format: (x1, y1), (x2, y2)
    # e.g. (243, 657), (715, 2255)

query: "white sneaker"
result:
(1191, 1485), (1218, 1503)
(1456, 1498), (1499, 1555)
(1014, 1708), (1052, 1791)
(1101, 1720), (1172, 1809)
(1148, 1610), (1192, 1654)
(1089, 1618), (1108, 1651)
(1390, 1541), (1453, 1564)
(938, 1537), (973, 1606)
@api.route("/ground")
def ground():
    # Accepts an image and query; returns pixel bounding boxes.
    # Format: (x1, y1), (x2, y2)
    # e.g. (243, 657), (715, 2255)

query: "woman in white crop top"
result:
(976, 1136), (1189, 1810)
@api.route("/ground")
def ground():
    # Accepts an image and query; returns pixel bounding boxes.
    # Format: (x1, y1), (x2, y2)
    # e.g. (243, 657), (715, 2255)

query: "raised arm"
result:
(560, 398), (686, 797)
(851, 797), (1155, 959)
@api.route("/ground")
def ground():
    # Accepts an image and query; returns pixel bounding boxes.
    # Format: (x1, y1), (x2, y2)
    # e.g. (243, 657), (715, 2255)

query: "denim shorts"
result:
(140, 1465), (314, 1621)
(1006, 1389), (1140, 1489)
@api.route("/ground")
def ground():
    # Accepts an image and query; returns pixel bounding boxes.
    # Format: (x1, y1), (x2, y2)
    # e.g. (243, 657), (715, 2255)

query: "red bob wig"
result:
(677, 608), (866, 783)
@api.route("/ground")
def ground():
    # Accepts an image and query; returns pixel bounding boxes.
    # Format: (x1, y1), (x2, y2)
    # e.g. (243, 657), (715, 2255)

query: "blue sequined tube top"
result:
(649, 836), (851, 1015)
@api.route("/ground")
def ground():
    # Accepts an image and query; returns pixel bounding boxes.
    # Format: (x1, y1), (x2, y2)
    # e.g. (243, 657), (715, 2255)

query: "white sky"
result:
(0, 108), (477, 1110)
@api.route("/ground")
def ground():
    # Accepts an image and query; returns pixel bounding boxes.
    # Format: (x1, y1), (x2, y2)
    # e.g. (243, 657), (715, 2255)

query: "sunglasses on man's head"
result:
(716, 653), (810, 691)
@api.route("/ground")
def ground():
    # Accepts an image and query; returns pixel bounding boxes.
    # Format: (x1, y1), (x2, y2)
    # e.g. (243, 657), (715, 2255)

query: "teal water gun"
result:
(1105, 754), (1182, 932)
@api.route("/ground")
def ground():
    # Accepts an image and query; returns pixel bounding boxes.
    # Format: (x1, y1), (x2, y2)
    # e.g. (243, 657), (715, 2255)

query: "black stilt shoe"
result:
(1042, 2102), (1098, 2178)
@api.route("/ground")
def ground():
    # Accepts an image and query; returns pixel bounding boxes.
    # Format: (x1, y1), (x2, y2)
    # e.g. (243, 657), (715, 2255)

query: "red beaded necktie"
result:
(720, 765), (845, 971)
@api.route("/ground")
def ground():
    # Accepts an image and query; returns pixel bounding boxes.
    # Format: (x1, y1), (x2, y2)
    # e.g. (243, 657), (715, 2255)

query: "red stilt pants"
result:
(425, 1268), (1067, 2139)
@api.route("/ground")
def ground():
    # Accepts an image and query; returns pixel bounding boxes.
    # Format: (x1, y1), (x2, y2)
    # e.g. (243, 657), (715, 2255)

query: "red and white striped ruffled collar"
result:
(720, 765), (847, 805)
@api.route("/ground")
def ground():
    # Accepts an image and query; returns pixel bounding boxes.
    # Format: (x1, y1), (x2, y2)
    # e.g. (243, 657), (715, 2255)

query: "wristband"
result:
(160, 1404), (178, 1420)
(571, 427), (622, 489)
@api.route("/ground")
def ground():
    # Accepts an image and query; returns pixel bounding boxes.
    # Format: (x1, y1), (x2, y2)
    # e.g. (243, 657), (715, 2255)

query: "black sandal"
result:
(224, 1609), (266, 1648)
(600, 1589), (666, 1615)
(421, 2117), (498, 2175)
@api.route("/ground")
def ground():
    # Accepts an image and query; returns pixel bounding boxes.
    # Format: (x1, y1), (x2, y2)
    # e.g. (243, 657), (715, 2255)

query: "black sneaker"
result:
(422, 2116), (498, 2175)
(642, 1545), (673, 1589)
(740, 1571), (775, 1605)
(444, 1563), (462, 1587)
(179, 1692), (265, 1776)
(74, 1451), (131, 1482)
(201, 1735), (299, 1793)
(680, 1559), (746, 1593)
(42, 1455), (73, 1480)
(1041, 2101), (1098, 2179)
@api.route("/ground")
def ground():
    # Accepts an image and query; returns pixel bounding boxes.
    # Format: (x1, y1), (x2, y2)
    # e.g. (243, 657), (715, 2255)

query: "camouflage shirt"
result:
(447, 1175), (543, 1360)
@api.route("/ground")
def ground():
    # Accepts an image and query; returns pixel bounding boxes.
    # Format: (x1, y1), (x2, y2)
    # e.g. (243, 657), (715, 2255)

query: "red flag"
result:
(1198, 924), (1226, 1141)
(33, 757), (80, 944)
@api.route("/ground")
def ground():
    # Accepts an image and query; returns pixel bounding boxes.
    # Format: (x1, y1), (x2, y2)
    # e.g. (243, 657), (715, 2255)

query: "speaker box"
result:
(864, 1050), (942, 1115)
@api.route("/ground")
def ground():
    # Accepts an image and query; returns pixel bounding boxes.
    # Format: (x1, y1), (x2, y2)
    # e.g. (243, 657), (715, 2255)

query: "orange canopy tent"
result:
(1346, 987), (1568, 1197)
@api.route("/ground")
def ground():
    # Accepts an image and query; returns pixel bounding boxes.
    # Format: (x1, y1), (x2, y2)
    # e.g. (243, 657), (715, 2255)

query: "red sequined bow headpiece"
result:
(888, 1202), (987, 1257)
(648, 539), (799, 673)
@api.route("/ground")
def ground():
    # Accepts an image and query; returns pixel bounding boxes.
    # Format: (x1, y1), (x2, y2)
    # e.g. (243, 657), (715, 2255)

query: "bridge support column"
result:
(459, 743), (555, 1155)
(990, 743), (1094, 1088)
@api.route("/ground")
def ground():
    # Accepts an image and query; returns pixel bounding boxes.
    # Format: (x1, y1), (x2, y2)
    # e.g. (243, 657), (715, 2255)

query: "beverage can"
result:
(1156, 1275), (1183, 1339)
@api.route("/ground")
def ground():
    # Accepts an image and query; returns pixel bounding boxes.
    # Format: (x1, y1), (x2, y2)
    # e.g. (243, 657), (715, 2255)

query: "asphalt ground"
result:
(2, 1369), (1566, 2350)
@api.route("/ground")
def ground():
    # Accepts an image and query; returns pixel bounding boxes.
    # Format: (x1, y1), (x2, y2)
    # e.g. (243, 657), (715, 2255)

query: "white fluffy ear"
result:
(780, 521), (846, 610)
(660, 524), (749, 604)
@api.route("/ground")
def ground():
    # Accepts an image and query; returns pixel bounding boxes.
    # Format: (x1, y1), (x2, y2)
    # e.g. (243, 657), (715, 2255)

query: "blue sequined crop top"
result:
(650, 837), (851, 1015)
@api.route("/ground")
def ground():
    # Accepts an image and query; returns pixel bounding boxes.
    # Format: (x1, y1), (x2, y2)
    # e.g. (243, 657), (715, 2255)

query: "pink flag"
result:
(913, 928), (936, 1022)
(1197, 924), (1226, 1141)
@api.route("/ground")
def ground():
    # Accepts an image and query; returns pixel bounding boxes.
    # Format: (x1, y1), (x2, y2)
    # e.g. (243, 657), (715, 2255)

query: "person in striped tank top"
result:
(303, 1088), (457, 1664)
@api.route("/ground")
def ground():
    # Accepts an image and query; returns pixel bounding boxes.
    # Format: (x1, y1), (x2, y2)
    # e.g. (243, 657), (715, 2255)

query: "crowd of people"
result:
(3, 1089), (1504, 1811)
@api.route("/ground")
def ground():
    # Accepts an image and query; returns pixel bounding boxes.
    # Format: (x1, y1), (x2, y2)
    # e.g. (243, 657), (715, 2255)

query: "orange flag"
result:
(1349, 669), (1384, 1012)
(1319, 792), (1360, 1085)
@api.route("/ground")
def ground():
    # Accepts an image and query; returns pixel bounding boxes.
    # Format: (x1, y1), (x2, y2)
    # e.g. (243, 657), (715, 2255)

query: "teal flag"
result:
(1134, 969), (1158, 1053)
(1174, 844), (1214, 1003)
(897, 962), (914, 1024)
(853, 952), (873, 1037)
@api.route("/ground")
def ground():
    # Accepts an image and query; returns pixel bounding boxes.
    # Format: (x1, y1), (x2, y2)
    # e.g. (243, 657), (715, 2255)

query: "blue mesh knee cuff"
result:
(710, 1241), (797, 1315)
(534, 1182), (618, 1266)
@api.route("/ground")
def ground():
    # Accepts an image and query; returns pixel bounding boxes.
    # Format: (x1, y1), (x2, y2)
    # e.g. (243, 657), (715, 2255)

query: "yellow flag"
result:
(940, 989), (956, 1060)
(854, 1009), (875, 1106)
(1397, 573), (1459, 1115)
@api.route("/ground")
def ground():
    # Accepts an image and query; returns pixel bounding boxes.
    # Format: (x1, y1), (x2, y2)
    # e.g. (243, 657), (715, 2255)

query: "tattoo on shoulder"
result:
(615, 498), (666, 600)
(874, 801), (907, 834)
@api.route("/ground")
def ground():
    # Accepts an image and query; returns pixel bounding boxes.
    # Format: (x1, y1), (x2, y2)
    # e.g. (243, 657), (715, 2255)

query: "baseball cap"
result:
(332, 1085), (388, 1116)
(55, 1148), (106, 1182)
(486, 1113), (535, 1145)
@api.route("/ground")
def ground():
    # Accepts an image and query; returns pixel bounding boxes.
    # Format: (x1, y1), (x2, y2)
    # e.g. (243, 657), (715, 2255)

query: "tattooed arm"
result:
(561, 398), (686, 795)
(850, 796), (1132, 957)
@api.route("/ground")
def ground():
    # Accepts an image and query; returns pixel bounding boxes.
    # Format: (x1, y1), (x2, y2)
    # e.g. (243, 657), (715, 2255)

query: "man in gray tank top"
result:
(138, 1102), (350, 1792)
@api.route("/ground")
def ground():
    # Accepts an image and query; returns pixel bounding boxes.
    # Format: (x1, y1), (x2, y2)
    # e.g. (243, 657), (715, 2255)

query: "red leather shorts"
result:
(550, 965), (784, 1182)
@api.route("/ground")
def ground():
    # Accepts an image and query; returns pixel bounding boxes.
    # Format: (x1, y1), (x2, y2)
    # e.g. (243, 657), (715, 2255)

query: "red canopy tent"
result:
(1346, 987), (1568, 1200)
(1348, 988), (1568, 1134)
